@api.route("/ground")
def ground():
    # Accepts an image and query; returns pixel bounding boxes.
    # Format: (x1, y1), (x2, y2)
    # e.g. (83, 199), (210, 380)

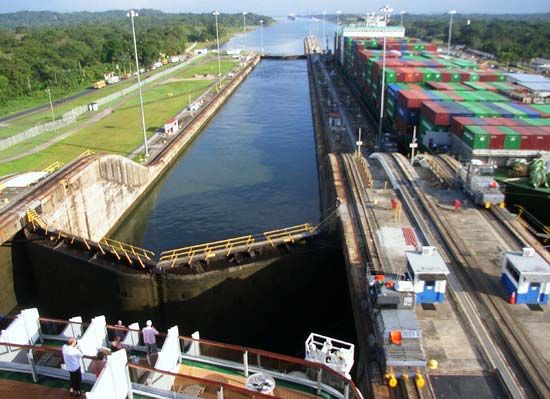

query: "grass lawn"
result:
(0, 55), (215, 137)
(0, 79), (214, 175)
(177, 58), (238, 79)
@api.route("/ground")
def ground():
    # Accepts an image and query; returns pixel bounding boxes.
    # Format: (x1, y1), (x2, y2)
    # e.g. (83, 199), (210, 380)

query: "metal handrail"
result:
(159, 223), (316, 267)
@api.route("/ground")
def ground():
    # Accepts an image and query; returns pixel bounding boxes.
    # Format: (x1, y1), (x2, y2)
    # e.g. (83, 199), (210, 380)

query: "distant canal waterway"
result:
(108, 19), (354, 357)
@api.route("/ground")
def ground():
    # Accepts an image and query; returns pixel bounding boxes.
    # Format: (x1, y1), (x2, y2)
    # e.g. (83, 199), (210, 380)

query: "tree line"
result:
(0, 10), (273, 111)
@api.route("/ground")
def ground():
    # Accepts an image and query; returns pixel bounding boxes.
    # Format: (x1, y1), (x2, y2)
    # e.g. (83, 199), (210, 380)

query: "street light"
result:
(400, 11), (406, 26)
(377, 5), (393, 150)
(448, 10), (457, 53)
(259, 19), (264, 56)
(336, 10), (342, 62)
(127, 9), (149, 158)
(213, 11), (222, 89)
(242, 12), (248, 51)
(45, 88), (55, 123)
(322, 11), (327, 51)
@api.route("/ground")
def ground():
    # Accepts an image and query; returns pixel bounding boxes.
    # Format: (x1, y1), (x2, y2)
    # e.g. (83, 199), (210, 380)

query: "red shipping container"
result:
(514, 127), (549, 150)
(483, 126), (506, 149)
(450, 116), (475, 136)
(440, 72), (452, 82)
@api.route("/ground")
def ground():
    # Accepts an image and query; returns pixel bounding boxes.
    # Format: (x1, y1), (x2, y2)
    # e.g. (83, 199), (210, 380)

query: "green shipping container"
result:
(499, 126), (521, 150)
(463, 126), (490, 150)
(523, 118), (550, 127)
(530, 104), (550, 115)
(419, 116), (447, 135)
(450, 73), (461, 83)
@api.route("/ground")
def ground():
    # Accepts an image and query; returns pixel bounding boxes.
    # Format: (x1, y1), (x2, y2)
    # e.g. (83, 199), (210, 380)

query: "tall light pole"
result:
(45, 88), (55, 123)
(400, 11), (406, 26)
(242, 12), (248, 51)
(377, 5), (393, 150)
(259, 19), (264, 56)
(213, 11), (222, 88)
(127, 9), (148, 158)
(336, 10), (342, 61)
(448, 10), (457, 53)
(322, 11), (327, 51)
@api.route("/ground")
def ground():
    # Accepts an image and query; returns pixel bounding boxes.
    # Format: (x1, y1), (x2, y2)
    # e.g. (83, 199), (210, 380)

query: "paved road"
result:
(0, 88), (95, 124)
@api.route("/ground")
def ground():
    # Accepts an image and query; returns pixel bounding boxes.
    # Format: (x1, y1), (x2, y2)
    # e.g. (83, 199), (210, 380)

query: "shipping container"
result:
(462, 126), (490, 150)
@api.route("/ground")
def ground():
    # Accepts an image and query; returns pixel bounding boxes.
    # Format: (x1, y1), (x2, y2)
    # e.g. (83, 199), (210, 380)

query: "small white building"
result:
(194, 48), (208, 55)
(169, 56), (180, 63)
(164, 117), (179, 134)
(405, 246), (450, 304)
(88, 102), (99, 112)
(501, 247), (550, 305)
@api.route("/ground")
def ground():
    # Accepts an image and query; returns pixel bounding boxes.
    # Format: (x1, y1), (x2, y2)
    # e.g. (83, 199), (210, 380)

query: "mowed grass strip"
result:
(0, 79), (213, 175)
(0, 55), (215, 137)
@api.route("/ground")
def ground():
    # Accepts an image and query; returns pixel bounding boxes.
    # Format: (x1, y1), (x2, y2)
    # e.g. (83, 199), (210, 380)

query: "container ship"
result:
(288, 13), (296, 21)
(334, 21), (550, 225)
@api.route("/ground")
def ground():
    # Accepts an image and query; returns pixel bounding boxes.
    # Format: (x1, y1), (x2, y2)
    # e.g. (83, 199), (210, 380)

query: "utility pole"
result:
(356, 128), (363, 159)
(410, 126), (418, 165)
(213, 11), (222, 89)
(127, 9), (149, 158)
(260, 20), (264, 56)
(448, 10), (457, 53)
(242, 12), (248, 51)
(322, 11), (327, 52)
(46, 88), (55, 123)
(377, 5), (393, 150)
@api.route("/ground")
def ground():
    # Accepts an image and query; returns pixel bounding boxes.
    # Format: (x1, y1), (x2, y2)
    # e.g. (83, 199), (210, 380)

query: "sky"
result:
(0, 0), (548, 15)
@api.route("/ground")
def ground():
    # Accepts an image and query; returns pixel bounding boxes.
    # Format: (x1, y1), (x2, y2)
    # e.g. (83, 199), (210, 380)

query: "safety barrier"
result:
(98, 237), (155, 269)
(42, 161), (64, 174)
(79, 149), (95, 157)
(159, 223), (315, 268)
(26, 207), (47, 231)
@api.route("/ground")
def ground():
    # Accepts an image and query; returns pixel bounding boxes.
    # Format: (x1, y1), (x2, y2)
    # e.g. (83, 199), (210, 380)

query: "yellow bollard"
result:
(415, 373), (425, 389)
(485, 201), (491, 209)
(499, 202), (505, 209)
(427, 359), (438, 370)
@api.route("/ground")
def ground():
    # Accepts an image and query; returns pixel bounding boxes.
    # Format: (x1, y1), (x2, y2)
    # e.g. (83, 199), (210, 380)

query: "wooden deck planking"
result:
(0, 379), (70, 398)
(176, 364), (321, 399)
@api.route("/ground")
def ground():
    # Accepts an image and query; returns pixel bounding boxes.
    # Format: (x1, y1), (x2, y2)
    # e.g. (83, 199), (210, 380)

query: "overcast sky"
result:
(0, 0), (548, 15)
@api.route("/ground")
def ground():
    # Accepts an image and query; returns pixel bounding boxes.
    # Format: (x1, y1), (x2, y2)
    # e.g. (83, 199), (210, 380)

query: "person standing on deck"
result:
(62, 337), (84, 396)
(142, 320), (159, 363)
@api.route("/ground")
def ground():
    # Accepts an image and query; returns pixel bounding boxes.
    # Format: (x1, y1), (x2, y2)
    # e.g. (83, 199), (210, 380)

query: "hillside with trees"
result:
(0, 10), (273, 114)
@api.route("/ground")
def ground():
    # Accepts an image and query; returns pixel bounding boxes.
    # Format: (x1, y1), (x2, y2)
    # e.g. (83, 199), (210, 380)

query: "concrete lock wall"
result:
(0, 55), (261, 316)
(0, 54), (261, 245)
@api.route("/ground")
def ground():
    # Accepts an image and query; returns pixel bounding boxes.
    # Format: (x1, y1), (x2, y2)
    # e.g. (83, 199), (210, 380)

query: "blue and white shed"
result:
(501, 247), (550, 305)
(405, 246), (450, 304)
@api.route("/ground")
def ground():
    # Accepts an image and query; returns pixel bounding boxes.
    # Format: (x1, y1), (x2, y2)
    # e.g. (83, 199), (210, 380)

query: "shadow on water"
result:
(12, 27), (356, 357)
(16, 236), (355, 357)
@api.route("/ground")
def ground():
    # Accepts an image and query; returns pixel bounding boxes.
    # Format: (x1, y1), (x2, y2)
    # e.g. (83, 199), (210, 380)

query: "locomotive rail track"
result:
(384, 152), (549, 398)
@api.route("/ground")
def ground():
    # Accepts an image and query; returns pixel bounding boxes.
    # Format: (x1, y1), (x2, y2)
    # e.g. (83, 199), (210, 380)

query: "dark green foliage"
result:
(402, 15), (550, 62)
(0, 10), (274, 109)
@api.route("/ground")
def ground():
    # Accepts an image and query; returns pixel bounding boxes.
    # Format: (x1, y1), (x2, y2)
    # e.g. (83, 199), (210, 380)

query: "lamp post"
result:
(448, 10), (457, 53)
(259, 19), (264, 56)
(336, 10), (342, 62)
(127, 9), (148, 158)
(377, 5), (393, 150)
(322, 11), (327, 51)
(400, 11), (406, 26)
(45, 88), (55, 123)
(213, 11), (222, 88)
(242, 12), (248, 51)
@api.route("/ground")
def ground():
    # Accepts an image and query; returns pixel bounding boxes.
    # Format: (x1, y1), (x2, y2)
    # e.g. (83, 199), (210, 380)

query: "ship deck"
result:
(176, 361), (323, 399)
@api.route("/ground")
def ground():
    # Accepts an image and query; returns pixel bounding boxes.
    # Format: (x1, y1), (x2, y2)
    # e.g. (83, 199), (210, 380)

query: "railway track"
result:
(385, 152), (550, 398)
